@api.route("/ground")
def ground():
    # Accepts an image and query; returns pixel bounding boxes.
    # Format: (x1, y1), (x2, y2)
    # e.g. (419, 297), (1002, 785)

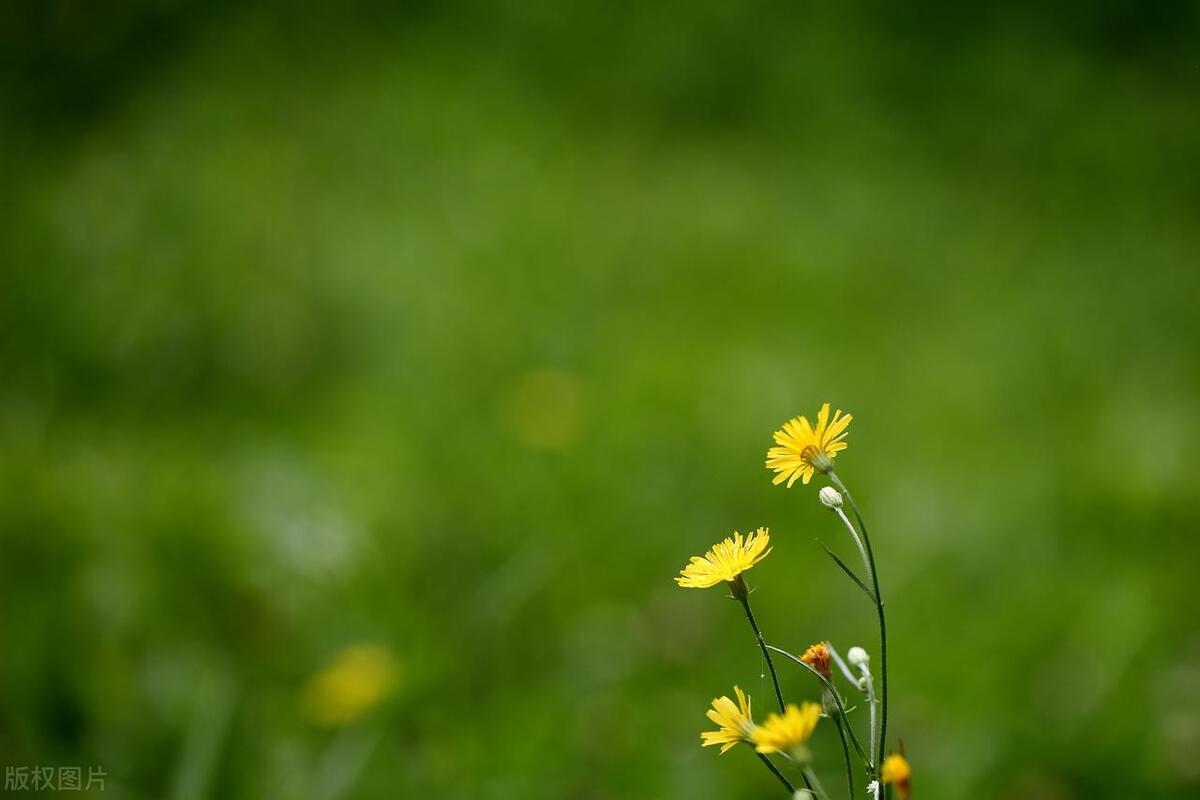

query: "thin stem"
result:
(834, 715), (856, 800)
(825, 641), (862, 688)
(860, 666), (878, 768)
(801, 768), (817, 795)
(829, 472), (888, 773)
(732, 577), (786, 713)
(803, 766), (828, 800)
(833, 507), (873, 587)
(755, 752), (795, 795)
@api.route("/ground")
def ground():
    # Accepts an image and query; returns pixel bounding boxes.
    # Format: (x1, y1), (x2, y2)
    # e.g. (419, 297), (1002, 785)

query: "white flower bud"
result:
(818, 486), (843, 509)
(846, 646), (869, 666)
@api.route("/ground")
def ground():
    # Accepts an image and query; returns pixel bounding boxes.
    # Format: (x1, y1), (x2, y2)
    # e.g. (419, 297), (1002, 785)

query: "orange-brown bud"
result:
(800, 642), (832, 679)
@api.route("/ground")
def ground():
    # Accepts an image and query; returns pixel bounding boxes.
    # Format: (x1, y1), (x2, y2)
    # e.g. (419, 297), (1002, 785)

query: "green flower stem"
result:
(755, 752), (795, 795)
(803, 765), (829, 800)
(830, 507), (880, 766)
(833, 715), (856, 800)
(730, 576), (786, 713)
(828, 472), (888, 775)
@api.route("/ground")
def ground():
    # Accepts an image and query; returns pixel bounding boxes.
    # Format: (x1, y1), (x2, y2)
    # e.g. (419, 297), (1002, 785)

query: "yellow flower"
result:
(675, 528), (772, 589)
(752, 701), (822, 754)
(882, 754), (912, 784)
(800, 642), (832, 679)
(301, 643), (398, 728)
(701, 686), (755, 753)
(882, 754), (912, 798)
(766, 402), (852, 487)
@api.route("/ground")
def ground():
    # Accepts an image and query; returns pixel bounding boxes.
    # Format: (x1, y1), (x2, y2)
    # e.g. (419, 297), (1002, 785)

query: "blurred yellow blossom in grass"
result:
(751, 701), (821, 755)
(301, 643), (398, 727)
(882, 753), (913, 799)
(499, 368), (588, 450)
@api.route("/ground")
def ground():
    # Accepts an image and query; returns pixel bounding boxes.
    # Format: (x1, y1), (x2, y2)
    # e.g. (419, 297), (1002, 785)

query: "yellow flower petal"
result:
(701, 686), (756, 754)
(752, 702), (821, 754)
(675, 528), (772, 589)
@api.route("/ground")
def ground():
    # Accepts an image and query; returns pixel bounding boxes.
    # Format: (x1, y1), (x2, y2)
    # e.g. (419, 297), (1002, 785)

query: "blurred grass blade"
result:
(822, 543), (875, 602)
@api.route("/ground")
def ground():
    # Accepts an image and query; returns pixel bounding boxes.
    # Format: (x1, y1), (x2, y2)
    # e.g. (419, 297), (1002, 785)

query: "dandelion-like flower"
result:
(675, 528), (772, 589)
(752, 701), (822, 755)
(300, 643), (398, 728)
(881, 754), (912, 799)
(800, 642), (832, 679)
(701, 686), (756, 753)
(766, 402), (852, 487)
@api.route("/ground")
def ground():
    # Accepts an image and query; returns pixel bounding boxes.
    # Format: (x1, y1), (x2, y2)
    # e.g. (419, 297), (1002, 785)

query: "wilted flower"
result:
(801, 642), (833, 679)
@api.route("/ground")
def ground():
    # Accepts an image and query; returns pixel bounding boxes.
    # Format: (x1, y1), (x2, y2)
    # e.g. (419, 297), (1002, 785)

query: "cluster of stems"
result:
(734, 470), (891, 799)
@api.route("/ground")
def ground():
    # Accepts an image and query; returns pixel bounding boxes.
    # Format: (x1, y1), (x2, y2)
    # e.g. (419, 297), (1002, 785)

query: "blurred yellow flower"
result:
(766, 402), (852, 487)
(881, 754), (911, 782)
(701, 685), (756, 754)
(752, 701), (822, 754)
(675, 528), (772, 589)
(301, 643), (397, 728)
(882, 753), (912, 797)
(499, 367), (588, 450)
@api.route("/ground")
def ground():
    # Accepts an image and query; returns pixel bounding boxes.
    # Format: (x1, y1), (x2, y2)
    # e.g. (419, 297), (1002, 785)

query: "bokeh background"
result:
(3, 2), (1199, 798)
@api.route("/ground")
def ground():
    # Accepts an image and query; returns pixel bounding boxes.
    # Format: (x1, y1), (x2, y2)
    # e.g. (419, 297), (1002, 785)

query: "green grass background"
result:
(2, 2), (1199, 798)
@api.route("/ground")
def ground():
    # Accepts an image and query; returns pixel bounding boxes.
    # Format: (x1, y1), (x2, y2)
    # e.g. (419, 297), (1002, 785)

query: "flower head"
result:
(752, 701), (821, 755)
(766, 403), (852, 487)
(800, 642), (832, 679)
(881, 754), (912, 799)
(675, 528), (772, 589)
(701, 686), (755, 753)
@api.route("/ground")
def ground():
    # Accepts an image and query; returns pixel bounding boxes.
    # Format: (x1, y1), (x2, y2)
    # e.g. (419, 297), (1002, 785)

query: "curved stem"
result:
(732, 577), (786, 713)
(755, 752), (795, 795)
(829, 472), (888, 772)
(833, 507), (873, 587)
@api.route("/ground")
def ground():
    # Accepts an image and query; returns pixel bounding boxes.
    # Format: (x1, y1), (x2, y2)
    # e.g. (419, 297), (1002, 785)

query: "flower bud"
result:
(846, 646), (869, 667)
(818, 486), (843, 509)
